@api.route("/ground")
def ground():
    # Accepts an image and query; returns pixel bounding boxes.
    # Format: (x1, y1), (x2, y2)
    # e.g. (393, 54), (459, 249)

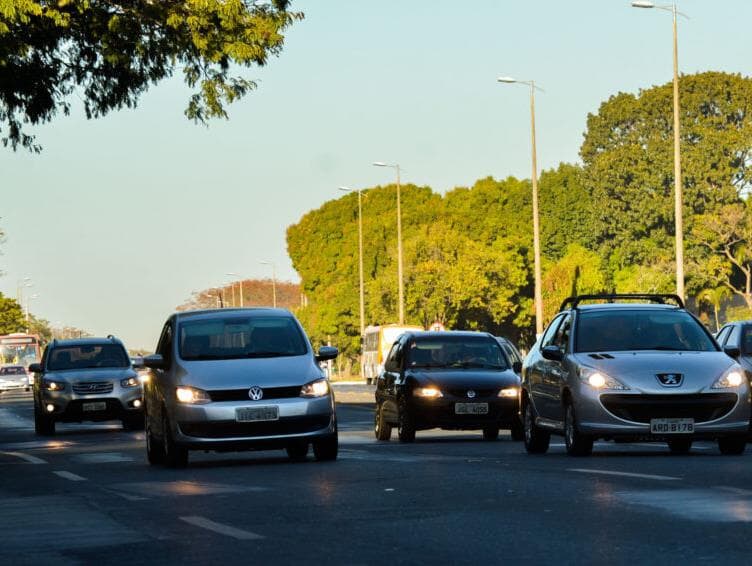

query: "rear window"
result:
(0, 366), (25, 375)
(406, 335), (508, 370)
(178, 316), (308, 361)
(47, 345), (130, 371)
(575, 309), (717, 353)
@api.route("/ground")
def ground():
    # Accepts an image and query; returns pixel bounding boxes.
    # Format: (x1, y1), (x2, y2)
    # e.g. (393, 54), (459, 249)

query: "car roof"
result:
(572, 303), (681, 312)
(50, 337), (124, 347)
(722, 320), (752, 326)
(406, 331), (494, 339)
(175, 307), (293, 321)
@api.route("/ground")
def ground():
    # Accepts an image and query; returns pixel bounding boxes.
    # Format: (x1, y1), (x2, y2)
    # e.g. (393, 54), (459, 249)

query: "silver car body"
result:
(0, 365), (30, 391)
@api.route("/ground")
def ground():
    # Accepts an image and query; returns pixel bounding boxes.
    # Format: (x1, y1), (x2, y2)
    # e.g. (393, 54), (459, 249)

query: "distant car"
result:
(374, 331), (523, 442)
(495, 336), (523, 375)
(0, 365), (31, 392)
(522, 294), (750, 456)
(142, 308), (339, 468)
(715, 321), (752, 376)
(29, 336), (144, 435)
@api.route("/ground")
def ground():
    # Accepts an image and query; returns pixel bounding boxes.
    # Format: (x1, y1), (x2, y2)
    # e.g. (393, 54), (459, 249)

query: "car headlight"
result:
(498, 387), (519, 398)
(175, 386), (211, 404)
(414, 387), (443, 398)
(43, 379), (66, 391)
(300, 379), (329, 398)
(579, 367), (630, 390)
(712, 367), (745, 389)
(121, 377), (140, 388)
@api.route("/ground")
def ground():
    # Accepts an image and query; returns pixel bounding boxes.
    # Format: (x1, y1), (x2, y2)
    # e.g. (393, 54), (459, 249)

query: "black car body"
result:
(374, 331), (522, 442)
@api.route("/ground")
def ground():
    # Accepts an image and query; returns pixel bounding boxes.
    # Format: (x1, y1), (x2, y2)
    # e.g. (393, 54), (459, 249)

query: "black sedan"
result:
(374, 331), (522, 442)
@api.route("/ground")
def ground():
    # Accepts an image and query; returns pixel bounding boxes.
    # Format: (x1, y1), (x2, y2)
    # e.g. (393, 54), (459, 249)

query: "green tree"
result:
(0, 293), (24, 334)
(0, 0), (303, 151)
(27, 313), (52, 344)
(698, 286), (731, 332)
(541, 244), (607, 322)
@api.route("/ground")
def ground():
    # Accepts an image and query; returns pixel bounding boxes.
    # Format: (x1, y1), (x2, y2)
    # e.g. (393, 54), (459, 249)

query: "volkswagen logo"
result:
(248, 386), (264, 400)
(656, 373), (683, 387)
(467, 390), (476, 399)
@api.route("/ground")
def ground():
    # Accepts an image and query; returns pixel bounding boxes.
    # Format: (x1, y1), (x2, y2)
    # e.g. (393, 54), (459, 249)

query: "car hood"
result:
(176, 355), (323, 389)
(572, 351), (738, 393)
(408, 369), (520, 389)
(45, 368), (136, 382)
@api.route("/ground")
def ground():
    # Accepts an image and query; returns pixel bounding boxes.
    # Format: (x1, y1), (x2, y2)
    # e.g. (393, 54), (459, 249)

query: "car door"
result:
(147, 320), (174, 427)
(527, 314), (565, 419)
(377, 338), (404, 424)
(543, 313), (573, 423)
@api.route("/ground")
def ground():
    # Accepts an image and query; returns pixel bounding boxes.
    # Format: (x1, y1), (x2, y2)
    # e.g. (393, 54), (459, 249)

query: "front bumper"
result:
(408, 396), (519, 430)
(41, 384), (143, 422)
(0, 380), (29, 391)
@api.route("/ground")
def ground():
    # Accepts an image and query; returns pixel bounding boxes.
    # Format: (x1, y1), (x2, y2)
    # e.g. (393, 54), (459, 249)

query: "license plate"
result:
(82, 401), (107, 412)
(650, 418), (694, 434)
(455, 403), (489, 415)
(236, 406), (279, 422)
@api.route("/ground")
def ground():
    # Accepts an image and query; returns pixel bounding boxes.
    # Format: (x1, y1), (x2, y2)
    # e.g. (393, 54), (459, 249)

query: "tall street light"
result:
(632, 0), (687, 300)
(373, 161), (405, 324)
(260, 261), (277, 307)
(497, 76), (544, 336)
(339, 186), (366, 377)
(226, 272), (244, 307)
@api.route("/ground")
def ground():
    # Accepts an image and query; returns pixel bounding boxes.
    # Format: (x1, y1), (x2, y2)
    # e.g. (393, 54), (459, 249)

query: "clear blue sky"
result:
(2, 0), (750, 350)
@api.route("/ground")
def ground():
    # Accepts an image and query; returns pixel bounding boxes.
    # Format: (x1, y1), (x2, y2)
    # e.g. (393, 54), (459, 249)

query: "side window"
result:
(384, 342), (400, 372)
(742, 326), (752, 355)
(727, 324), (741, 349)
(540, 314), (565, 350)
(715, 325), (731, 346)
(553, 314), (573, 351)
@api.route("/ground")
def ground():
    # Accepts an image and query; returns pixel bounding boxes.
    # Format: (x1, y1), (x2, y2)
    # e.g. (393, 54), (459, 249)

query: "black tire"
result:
(34, 407), (55, 436)
(397, 401), (416, 443)
(122, 413), (145, 432)
(313, 432), (338, 461)
(667, 438), (692, 454)
(374, 403), (392, 441)
(482, 426), (500, 441)
(286, 441), (309, 462)
(718, 436), (746, 455)
(146, 413), (164, 466)
(162, 411), (188, 468)
(523, 400), (549, 454)
(366, 378), (373, 385)
(510, 419), (524, 441)
(564, 402), (593, 456)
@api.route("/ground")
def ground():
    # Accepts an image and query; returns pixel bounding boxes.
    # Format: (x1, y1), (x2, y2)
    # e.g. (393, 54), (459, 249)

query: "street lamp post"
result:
(373, 162), (405, 325)
(497, 77), (544, 336)
(632, 0), (686, 300)
(226, 272), (244, 307)
(339, 186), (366, 378)
(260, 261), (277, 307)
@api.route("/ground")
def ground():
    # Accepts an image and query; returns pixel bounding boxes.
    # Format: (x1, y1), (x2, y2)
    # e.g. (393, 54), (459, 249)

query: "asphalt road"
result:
(2, 387), (752, 565)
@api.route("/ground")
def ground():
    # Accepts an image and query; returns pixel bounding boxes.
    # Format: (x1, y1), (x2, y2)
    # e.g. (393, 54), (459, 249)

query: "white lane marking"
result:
(53, 471), (87, 482)
(179, 516), (264, 540)
(0, 451), (47, 464)
(568, 468), (681, 481)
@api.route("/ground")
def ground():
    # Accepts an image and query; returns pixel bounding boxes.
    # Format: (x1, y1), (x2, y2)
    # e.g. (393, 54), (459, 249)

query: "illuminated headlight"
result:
(579, 367), (629, 390)
(300, 379), (329, 398)
(498, 387), (519, 398)
(712, 368), (745, 389)
(43, 379), (66, 391)
(121, 377), (140, 388)
(414, 387), (443, 399)
(175, 386), (211, 404)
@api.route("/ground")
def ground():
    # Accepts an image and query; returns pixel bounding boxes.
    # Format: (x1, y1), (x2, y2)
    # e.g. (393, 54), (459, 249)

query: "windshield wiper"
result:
(447, 362), (506, 370)
(410, 362), (448, 368)
(244, 351), (289, 358)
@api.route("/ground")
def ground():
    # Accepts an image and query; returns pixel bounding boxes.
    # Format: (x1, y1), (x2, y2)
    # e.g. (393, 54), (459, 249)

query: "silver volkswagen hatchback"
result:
(521, 294), (750, 456)
(143, 308), (338, 467)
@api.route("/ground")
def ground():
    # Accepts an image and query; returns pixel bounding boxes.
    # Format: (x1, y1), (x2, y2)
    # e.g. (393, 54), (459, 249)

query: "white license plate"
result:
(236, 406), (279, 422)
(82, 401), (107, 412)
(455, 403), (489, 415)
(650, 418), (694, 434)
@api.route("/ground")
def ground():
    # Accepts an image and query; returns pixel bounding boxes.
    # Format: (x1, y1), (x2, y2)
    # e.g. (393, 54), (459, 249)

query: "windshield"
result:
(575, 309), (717, 353)
(47, 344), (130, 371)
(0, 343), (38, 366)
(179, 316), (307, 361)
(406, 335), (508, 370)
(0, 366), (26, 375)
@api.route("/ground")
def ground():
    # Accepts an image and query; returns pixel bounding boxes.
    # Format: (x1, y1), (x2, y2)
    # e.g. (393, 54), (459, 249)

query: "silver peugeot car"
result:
(143, 308), (338, 467)
(521, 294), (750, 456)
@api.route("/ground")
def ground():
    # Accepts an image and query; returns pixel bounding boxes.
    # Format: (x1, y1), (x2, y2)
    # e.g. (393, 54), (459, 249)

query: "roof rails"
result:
(559, 294), (685, 312)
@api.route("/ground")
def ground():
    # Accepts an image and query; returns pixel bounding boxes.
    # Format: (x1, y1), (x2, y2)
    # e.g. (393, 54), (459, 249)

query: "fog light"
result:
(45, 404), (55, 413)
(133, 399), (142, 408)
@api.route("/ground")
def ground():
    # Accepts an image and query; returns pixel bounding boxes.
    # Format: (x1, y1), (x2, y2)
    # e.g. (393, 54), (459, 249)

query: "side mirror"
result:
(131, 356), (145, 369)
(28, 363), (42, 374)
(723, 345), (741, 359)
(541, 345), (564, 362)
(512, 361), (523, 374)
(143, 354), (167, 370)
(315, 346), (338, 363)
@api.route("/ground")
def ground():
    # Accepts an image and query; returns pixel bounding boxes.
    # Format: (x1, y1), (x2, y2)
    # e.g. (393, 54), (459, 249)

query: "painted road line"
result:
(179, 516), (265, 540)
(53, 471), (87, 482)
(0, 451), (47, 464)
(568, 468), (681, 481)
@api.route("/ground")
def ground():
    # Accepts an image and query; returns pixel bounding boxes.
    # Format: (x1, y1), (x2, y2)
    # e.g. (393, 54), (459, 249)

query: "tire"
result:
(667, 438), (692, 454)
(34, 407), (55, 436)
(374, 403), (392, 441)
(366, 378), (373, 385)
(482, 426), (499, 441)
(510, 419), (524, 441)
(523, 400), (549, 454)
(718, 436), (746, 455)
(313, 432), (338, 461)
(162, 411), (188, 468)
(397, 401), (416, 443)
(146, 413), (164, 466)
(286, 441), (309, 462)
(122, 413), (145, 432)
(564, 402), (593, 456)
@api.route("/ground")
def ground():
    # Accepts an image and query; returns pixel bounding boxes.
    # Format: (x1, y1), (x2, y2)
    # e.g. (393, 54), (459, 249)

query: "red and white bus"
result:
(0, 333), (42, 368)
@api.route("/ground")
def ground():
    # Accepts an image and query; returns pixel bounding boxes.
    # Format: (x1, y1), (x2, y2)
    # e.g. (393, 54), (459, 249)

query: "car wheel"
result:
(122, 413), (145, 432)
(510, 418), (524, 441)
(146, 413), (164, 466)
(397, 401), (416, 443)
(718, 436), (746, 455)
(564, 402), (593, 457)
(482, 426), (499, 441)
(523, 400), (549, 454)
(34, 407), (55, 436)
(366, 378), (373, 385)
(313, 432), (338, 461)
(286, 441), (309, 462)
(667, 438), (692, 454)
(162, 411), (188, 468)
(374, 403), (392, 441)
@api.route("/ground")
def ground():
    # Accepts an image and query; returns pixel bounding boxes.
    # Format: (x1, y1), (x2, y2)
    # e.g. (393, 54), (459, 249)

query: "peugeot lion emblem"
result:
(248, 386), (264, 400)
(467, 390), (476, 399)
(656, 373), (683, 387)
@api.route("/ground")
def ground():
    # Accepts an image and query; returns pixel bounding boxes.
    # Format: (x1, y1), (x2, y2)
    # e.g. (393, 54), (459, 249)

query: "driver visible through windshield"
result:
(407, 335), (508, 370)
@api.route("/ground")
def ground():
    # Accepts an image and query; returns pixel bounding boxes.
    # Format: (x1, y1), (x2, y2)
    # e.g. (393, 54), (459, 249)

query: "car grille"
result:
(446, 388), (497, 399)
(208, 385), (302, 402)
(72, 381), (114, 395)
(600, 393), (738, 423)
(178, 415), (331, 438)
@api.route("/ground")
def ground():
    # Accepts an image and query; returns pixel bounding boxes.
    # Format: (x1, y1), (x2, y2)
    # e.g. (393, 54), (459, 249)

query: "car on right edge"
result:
(521, 294), (750, 456)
